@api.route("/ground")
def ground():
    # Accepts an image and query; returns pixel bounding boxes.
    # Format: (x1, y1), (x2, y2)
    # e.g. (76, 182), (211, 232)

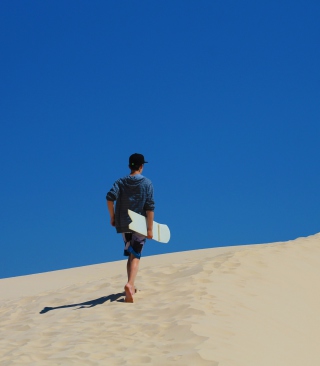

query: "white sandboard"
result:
(128, 209), (170, 243)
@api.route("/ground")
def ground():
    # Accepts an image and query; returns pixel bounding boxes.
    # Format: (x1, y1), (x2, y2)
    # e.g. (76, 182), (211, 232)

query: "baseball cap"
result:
(129, 153), (148, 168)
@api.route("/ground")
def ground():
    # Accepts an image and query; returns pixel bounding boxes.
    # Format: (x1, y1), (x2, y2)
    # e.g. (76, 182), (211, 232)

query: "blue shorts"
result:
(122, 232), (146, 259)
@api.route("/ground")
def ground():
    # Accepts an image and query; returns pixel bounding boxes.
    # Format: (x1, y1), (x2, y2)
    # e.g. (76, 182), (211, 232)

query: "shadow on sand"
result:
(39, 292), (125, 314)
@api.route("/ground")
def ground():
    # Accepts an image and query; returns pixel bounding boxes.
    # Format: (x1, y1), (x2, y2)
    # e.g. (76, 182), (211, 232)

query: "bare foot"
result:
(123, 287), (138, 295)
(124, 283), (134, 303)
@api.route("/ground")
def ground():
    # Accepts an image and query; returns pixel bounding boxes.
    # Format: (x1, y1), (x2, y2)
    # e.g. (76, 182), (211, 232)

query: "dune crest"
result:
(1, 233), (320, 365)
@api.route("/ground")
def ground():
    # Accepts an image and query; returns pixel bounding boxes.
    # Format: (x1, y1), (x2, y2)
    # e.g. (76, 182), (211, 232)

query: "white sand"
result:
(1, 233), (320, 365)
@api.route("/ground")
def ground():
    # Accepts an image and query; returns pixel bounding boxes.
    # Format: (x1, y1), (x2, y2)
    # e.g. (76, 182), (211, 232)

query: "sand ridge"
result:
(1, 233), (320, 365)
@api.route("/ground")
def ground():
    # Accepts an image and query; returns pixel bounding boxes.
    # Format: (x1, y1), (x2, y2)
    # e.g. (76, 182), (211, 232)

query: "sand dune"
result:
(1, 233), (320, 365)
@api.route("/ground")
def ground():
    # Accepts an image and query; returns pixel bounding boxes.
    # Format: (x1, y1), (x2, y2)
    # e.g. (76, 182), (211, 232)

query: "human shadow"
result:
(39, 292), (125, 314)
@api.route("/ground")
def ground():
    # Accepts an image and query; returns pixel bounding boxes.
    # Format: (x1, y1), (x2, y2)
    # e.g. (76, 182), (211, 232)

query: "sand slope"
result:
(1, 233), (320, 365)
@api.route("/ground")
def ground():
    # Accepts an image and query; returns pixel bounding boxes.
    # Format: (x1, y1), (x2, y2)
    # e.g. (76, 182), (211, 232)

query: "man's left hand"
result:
(147, 229), (153, 239)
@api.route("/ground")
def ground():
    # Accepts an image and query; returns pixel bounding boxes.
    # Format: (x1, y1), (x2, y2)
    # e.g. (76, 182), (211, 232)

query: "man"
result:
(106, 153), (155, 303)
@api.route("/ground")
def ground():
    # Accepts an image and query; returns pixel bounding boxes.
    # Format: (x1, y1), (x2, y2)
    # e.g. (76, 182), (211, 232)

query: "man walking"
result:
(106, 153), (155, 302)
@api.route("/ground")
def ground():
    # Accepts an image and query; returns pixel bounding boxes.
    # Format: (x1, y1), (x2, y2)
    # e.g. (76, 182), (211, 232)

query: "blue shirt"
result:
(106, 175), (155, 233)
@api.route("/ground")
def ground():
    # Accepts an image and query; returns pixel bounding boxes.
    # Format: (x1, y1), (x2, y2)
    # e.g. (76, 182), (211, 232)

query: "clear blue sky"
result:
(1, 0), (319, 278)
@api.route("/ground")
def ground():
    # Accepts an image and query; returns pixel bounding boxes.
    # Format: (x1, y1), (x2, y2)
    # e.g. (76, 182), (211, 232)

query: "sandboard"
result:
(128, 209), (170, 243)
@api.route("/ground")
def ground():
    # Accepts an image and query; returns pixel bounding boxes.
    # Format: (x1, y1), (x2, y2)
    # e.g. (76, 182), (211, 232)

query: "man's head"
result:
(129, 153), (148, 171)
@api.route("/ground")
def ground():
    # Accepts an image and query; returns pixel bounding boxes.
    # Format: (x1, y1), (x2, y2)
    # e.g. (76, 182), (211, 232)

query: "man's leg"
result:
(124, 254), (140, 302)
(123, 232), (146, 302)
(126, 257), (130, 282)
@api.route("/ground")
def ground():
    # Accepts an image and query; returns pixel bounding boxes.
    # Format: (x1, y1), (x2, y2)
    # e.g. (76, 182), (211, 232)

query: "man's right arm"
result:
(106, 180), (120, 227)
(107, 200), (115, 226)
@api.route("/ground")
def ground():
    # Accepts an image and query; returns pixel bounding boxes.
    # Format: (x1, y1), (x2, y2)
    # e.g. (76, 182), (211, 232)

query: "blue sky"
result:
(1, 0), (319, 279)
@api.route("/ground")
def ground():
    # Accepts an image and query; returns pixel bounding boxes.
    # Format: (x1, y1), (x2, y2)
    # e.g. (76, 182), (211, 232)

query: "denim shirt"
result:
(106, 175), (155, 233)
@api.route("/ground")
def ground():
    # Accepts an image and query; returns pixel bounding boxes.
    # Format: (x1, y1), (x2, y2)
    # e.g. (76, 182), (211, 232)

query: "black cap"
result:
(129, 153), (148, 169)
